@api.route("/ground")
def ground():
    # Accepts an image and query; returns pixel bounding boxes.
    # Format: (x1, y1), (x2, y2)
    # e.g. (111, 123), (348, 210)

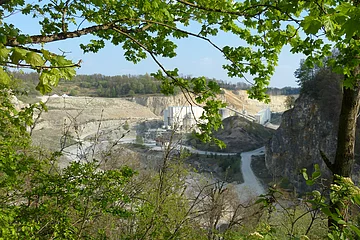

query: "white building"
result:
(254, 107), (271, 125)
(163, 106), (237, 131)
(219, 108), (231, 119)
(163, 106), (204, 130)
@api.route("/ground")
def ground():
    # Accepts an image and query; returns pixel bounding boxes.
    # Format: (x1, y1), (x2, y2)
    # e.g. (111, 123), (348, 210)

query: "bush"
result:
(136, 135), (144, 144)
(69, 88), (79, 96)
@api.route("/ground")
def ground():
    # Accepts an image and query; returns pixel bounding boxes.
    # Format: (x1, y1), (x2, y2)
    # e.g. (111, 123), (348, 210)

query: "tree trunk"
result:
(333, 84), (360, 177)
(329, 79), (360, 229)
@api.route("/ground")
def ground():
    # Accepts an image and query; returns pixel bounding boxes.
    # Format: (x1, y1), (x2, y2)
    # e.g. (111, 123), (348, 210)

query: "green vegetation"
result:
(14, 71), (298, 99)
(1, 0), (360, 238)
(188, 116), (274, 153)
(13, 72), (165, 97)
(218, 156), (242, 182)
(251, 155), (274, 188)
(123, 121), (130, 131)
(135, 135), (144, 145)
(0, 87), (136, 239)
(187, 153), (243, 183)
(284, 95), (296, 109)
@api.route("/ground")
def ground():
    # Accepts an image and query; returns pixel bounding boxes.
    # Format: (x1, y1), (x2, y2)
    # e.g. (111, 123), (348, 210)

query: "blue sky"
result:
(8, 12), (303, 88)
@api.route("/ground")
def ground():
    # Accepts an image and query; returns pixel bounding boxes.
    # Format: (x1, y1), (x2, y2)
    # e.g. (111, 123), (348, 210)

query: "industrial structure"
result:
(254, 107), (271, 125)
(163, 105), (272, 130)
(163, 106), (204, 130)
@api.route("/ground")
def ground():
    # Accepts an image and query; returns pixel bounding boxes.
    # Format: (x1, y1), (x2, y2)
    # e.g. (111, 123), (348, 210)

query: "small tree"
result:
(123, 121), (130, 131)
(69, 88), (79, 96)
(284, 95), (296, 109)
(135, 135), (144, 145)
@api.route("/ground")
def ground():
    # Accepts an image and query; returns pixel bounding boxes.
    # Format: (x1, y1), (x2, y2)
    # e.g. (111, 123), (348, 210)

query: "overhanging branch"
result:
(5, 20), (152, 47)
(4, 60), (82, 69)
(112, 26), (200, 109)
(136, 18), (254, 85)
(6, 23), (115, 46)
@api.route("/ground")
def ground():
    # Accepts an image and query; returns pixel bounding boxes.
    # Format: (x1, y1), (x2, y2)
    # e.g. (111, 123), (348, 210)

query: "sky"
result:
(7, 10), (304, 88)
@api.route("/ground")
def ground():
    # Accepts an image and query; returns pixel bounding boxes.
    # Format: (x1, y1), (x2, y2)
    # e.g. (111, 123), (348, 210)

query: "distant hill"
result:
(13, 72), (299, 98)
(12, 72), (163, 97)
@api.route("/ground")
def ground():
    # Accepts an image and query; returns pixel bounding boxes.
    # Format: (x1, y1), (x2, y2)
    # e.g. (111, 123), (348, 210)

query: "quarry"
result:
(28, 90), (289, 206)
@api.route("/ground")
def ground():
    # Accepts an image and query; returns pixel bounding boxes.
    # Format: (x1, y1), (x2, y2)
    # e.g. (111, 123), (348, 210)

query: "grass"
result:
(251, 154), (295, 191)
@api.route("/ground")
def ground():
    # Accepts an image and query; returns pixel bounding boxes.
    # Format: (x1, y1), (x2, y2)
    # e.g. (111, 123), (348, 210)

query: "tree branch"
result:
(4, 60), (82, 69)
(112, 26), (201, 108)
(136, 18), (254, 85)
(6, 23), (115, 46)
(319, 149), (334, 173)
(5, 20), (150, 47)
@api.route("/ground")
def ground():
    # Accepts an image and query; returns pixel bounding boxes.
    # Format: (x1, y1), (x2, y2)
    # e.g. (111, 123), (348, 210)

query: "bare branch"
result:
(4, 60), (82, 69)
(319, 149), (334, 173)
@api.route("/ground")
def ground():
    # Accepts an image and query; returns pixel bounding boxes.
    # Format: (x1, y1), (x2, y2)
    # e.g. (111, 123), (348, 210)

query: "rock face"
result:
(128, 94), (189, 116)
(31, 96), (160, 150)
(266, 85), (360, 192)
(128, 90), (290, 117)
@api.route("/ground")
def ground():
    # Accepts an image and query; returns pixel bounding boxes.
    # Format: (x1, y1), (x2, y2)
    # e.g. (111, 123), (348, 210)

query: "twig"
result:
(4, 60), (82, 69)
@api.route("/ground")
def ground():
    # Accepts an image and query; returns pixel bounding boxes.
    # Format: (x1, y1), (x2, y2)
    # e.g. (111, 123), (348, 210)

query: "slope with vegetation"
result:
(188, 116), (274, 153)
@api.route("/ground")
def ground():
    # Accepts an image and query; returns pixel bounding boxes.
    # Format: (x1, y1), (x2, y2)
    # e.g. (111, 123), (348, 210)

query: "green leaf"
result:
(301, 168), (308, 180)
(327, 233), (335, 240)
(0, 68), (11, 84)
(342, 18), (360, 40)
(353, 194), (360, 205)
(312, 171), (321, 180)
(25, 51), (45, 67)
(59, 66), (76, 80)
(36, 82), (52, 94)
(312, 165), (321, 180)
(321, 207), (332, 217)
(301, 16), (322, 35)
(350, 225), (360, 236)
(337, 219), (346, 225)
(314, 164), (320, 172)
(39, 69), (60, 89)
(41, 49), (52, 60)
(306, 179), (314, 186)
(323, 16), (336, 37)
(10, 47), (28, 64)
(264, 234), (272, 240)
(336, 2), (353, 15)
(0, 46), (10, 62)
